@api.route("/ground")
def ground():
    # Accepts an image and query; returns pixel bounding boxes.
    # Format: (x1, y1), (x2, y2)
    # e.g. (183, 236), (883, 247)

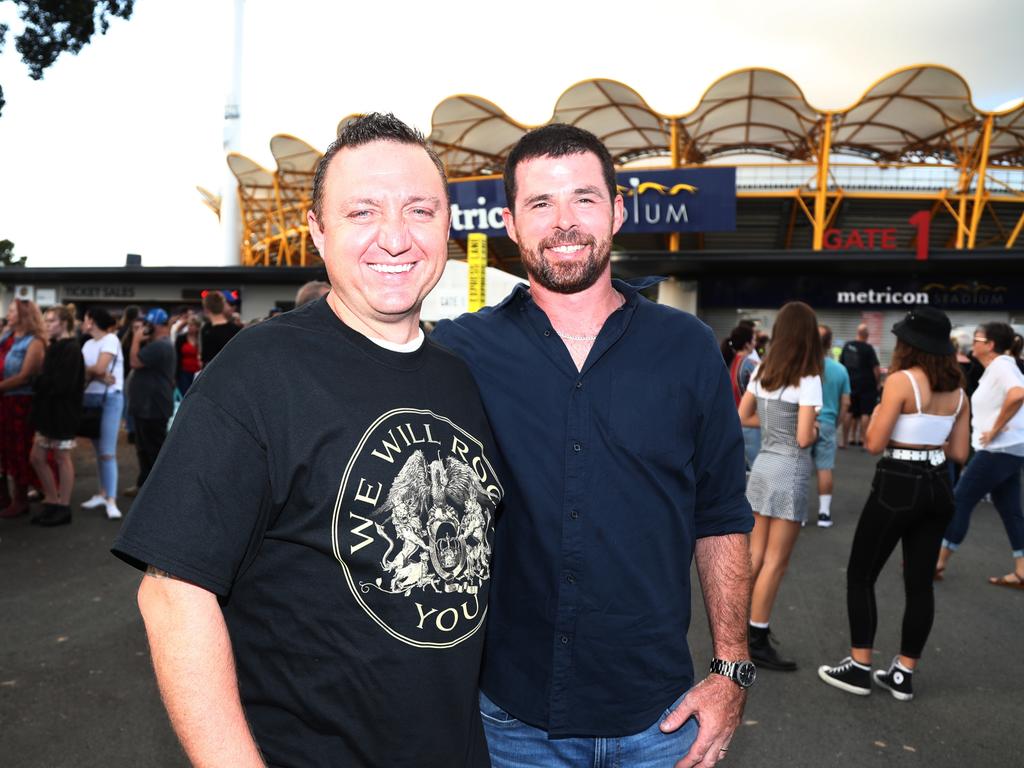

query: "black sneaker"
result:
(37, 504), (71, 527)
(874, 657), (914, 701)
(817, 512), (833, 528)
(749, 627), (798, 671)
(818, 657), (871, 695)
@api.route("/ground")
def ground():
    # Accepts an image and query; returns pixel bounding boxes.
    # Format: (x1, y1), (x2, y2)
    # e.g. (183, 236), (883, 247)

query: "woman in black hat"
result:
(818, 307), (969, 702)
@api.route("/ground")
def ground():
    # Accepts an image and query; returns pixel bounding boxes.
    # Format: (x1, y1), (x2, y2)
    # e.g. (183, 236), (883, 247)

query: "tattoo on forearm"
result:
(145, 565), (183, 580)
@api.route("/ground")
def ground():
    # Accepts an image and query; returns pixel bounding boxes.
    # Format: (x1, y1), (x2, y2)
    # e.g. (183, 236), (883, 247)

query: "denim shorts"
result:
(812, 420), (837, 471)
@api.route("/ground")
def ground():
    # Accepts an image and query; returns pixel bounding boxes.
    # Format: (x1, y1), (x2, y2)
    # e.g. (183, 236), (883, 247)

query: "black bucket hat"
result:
(892, 307), (954, 355)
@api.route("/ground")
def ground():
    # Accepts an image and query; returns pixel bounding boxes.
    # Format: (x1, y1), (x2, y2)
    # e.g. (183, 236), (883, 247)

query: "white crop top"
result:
(888, 370), (963, 446)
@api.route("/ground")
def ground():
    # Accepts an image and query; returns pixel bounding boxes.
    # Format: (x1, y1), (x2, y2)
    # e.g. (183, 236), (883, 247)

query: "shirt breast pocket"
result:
(608, 374), (682, 458)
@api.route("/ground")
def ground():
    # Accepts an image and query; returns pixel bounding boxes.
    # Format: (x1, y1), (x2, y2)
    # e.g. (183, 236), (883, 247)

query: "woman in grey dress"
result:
(738, 301), (823, 671)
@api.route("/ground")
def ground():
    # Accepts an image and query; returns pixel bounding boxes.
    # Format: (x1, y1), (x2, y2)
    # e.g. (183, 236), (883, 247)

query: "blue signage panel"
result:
(448, 168), (736, 240)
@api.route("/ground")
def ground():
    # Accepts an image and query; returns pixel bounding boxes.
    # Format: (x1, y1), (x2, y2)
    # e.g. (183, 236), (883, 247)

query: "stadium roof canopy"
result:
(224, 65), (1024, 265)
(427, 65), (1024, 175)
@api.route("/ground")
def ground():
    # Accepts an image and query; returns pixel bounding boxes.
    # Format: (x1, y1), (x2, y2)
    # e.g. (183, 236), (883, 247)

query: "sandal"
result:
(988, 572), (1024, 590)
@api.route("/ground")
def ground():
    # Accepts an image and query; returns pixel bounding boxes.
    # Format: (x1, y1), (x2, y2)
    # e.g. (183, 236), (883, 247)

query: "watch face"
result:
(737, 661), (757, 687)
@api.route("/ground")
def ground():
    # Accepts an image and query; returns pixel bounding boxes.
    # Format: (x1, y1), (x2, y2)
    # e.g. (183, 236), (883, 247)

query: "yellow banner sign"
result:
(467, 233), (487, 312)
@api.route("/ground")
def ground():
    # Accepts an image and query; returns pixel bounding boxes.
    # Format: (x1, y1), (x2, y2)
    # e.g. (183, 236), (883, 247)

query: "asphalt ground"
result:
(1, 437), (1021, 768)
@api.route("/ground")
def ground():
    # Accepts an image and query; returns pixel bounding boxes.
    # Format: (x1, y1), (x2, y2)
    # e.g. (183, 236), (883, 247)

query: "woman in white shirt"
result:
(79, 307), (125, 520)
(936, 322), (1024, 589)
(738, 301), (823, 671)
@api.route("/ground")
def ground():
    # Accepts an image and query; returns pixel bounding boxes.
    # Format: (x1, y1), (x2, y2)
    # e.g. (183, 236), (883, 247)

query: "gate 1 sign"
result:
(822, 212), (931, 260)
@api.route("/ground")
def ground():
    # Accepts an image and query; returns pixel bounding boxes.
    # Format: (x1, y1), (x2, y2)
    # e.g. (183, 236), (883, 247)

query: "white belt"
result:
(883, 448), (946, 466)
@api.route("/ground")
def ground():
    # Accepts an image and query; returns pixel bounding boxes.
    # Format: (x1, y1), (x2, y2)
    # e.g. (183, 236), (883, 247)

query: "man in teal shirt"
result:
(813, 325), (851, 527)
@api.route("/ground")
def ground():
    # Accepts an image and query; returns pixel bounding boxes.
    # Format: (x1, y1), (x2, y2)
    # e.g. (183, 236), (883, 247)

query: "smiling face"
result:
(503, 152), (623, 294)
(307, 140), (449, 339)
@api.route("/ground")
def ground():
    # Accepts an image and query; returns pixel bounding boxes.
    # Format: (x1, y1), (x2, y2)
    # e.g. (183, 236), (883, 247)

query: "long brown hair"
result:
(754, 301), (823, 391)
(889, 339), (964, 392)
(13, 299), (46, 341)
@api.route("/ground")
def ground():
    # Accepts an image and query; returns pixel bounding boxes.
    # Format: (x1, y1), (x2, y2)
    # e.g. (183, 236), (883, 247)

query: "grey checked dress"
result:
(746, 387), (813, 523)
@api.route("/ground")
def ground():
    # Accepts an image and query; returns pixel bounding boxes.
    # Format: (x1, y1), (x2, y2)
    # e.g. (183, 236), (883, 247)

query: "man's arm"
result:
(138, 567), (265, 768)
(130, 321), (147, 370)
(661, 532), (751, 768)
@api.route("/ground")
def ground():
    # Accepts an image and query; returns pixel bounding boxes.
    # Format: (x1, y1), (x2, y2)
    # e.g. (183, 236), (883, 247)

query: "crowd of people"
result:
(721, 306), (1024, 702)
(0, 286), (332, 527)
(5, 113), (1022, 766)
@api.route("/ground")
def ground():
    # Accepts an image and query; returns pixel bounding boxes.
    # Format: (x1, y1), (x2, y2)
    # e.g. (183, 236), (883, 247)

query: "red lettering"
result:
(862, 228), (879, 248)
(823, 229), (842, 249)
(845, 229), (865, 249)
(908, 211), (930, 261)
(881, 229), (897, 249)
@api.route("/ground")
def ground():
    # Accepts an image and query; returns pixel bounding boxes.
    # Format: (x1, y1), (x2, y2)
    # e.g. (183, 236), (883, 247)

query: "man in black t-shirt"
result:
(839, 324), (881, 446)
(198, 290), (241, 367)
(113, 114), (501, 768)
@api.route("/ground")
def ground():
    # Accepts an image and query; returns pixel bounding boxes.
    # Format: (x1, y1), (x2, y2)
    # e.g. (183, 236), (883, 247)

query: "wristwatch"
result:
(709, 658), (757, 688)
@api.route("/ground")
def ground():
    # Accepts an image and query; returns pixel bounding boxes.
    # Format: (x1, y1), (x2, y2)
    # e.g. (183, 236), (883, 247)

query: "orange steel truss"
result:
(223, 66), (1023, 265)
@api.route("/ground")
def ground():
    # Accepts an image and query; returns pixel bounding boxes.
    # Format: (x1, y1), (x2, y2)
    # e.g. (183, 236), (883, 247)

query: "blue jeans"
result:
(943, 449), (1024, 557)
(84, 390), (123, 498)
(742, 427), (761, 470)
(480, 691), (699, 768)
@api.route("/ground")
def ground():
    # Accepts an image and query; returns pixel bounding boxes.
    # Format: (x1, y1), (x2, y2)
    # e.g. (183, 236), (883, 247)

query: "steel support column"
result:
(812, 114), (833, 250)
(967, 115), (993, 249)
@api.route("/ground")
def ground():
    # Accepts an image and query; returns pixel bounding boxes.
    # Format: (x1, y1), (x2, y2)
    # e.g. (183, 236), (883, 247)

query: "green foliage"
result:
(0, 1), (135, 117)
(0, 239), (27, 267)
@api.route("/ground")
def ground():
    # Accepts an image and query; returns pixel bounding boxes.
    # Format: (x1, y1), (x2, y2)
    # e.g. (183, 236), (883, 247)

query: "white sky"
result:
(0, 0), (1021, 268)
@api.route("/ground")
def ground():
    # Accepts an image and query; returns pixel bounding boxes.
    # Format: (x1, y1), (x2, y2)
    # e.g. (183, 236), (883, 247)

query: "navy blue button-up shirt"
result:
(432, 278), (752, 737)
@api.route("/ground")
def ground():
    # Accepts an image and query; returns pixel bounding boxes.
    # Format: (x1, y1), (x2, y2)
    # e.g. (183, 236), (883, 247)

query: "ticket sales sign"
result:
(447, 168), (737, 239)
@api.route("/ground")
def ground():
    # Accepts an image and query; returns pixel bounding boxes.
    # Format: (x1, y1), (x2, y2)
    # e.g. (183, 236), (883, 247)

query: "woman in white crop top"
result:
(937, 322), (1024, 589)
(819, 307), (968, 702)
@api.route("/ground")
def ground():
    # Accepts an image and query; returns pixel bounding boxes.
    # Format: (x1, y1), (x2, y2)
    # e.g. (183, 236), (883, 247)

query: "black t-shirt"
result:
(840, 340), (879, 388)
(113, 299), (502, 768)
(199, 320), (241, 366)
(128, 337), (175, 420)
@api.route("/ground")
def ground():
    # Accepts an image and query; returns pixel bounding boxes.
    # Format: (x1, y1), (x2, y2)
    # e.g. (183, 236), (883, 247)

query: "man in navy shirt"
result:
(433, 125), (755, 768)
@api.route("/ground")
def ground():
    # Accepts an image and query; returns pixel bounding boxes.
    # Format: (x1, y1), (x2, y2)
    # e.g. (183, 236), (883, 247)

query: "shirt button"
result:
(572, 441), (582, 452)
(566, 573), (576, 584)
(575, 380), (583, 389)
(570, 509), (579, 519)
(544, 329), (552, 337)
(560, 635), (569, 645)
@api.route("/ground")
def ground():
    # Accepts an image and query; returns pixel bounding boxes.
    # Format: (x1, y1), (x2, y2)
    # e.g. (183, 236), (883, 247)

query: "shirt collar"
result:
(503, 275), (667, 311)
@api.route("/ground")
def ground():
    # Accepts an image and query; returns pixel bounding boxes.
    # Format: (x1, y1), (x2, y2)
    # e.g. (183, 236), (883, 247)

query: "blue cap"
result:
(145, 308), (169, 326)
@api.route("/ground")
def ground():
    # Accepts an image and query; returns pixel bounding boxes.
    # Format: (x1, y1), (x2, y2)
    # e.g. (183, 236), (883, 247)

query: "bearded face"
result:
(503, 152), (623, 295)
(517, 227), (613, 294)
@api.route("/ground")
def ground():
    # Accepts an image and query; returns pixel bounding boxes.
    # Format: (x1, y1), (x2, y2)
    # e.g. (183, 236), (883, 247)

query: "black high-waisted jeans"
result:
(846, 457), (954, 658)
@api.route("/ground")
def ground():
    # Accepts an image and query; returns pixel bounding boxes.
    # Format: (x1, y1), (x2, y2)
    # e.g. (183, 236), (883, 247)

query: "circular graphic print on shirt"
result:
(333, 408), (502, 648)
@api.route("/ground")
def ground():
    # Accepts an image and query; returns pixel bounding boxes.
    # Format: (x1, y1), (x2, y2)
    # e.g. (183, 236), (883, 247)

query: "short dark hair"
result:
(819, 324), (833, 354)
(310, 112), (448, 225)
(86, 306), (115, 331)
(981, 321), (1016, 354)
(503, 123), (617, 213)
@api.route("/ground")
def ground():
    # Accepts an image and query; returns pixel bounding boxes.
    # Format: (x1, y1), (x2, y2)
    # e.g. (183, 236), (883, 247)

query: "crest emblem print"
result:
(333, 409), (501, 648)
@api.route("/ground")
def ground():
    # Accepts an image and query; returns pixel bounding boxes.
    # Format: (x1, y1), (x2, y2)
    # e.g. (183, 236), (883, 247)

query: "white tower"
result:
(220, 0), (245, 265)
